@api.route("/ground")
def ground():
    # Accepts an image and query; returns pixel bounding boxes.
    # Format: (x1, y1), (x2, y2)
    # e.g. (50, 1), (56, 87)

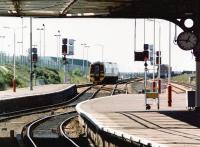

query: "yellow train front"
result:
(90, 62), (119, 84)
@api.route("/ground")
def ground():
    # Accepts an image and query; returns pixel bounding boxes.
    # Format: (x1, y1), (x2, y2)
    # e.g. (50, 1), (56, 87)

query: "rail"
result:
(23, 111), (78, 147)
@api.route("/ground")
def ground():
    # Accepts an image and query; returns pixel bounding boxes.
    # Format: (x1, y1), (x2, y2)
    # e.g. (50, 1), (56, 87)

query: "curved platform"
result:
(76, 94), (200, 147)
(0, 84), (77, 113)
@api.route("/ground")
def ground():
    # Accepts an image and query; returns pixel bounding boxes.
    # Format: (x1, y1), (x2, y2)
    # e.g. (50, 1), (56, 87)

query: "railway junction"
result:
(0, 0), (200, 147)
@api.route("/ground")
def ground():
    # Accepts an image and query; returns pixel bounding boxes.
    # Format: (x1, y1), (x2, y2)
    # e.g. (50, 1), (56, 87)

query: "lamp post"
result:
(3, 26), (16, 92)
(21, 17), (24, 64)
(30, 17), (33, 90)
(36, 27), (44, 66)
(43, 24), (45, 58)
(4, 25), (27, 92)
(94, 44), (104, 62)
(17, 41), (22, 64)
(85, 45), (90, 78)
(81, 43), (86, 73)
(54, 30), (61, 69)
(0, 36), (5, 65)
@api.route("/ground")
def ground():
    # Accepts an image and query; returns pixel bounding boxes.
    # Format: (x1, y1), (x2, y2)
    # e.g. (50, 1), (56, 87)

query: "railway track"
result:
(0, 85), (92, 122)
(169, 81), (195, 94)
(111, 81), (130, 95)
(22, 111), (78, 147)
(21, 84), (109, 147)
(0, 79), (137, 147)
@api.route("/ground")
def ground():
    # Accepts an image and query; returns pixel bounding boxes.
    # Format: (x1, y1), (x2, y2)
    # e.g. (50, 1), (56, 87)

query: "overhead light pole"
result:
(81, 43), (86, 73)
(94, 44), (104, 62)
(36, 27), (44, 66)
(30, 17), (33, 90)
(85, 45), (90, 78)
(21, 17), (24, 64)
(43, 24), (45, 57)
(3, 26), (16, 92)
(0, 35), (5, 65)
(54, 30), (61, 69)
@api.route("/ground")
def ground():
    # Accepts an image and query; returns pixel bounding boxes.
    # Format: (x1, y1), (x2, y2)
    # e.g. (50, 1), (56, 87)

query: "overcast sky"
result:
(0, 17), (195, 72)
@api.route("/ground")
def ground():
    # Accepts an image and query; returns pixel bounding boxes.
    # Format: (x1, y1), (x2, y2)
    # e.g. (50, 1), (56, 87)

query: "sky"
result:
(0, 17), (196, 72)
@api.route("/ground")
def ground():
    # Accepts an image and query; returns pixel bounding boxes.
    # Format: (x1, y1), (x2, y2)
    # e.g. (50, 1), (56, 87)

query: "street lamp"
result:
(81, 43), (86, 73)
(43, 24), (45, 58)
(94, 44), (104, 62)
(54, 30), (61, 69)
(0, 35), (5, 65)
(3, 26), (16, 92)
(85, 45), (90, 78)
(17, 41), (22, 64)
(4, 25), (27, 92)
(21, 17), (24, 64)
(36, 27), (44, 66)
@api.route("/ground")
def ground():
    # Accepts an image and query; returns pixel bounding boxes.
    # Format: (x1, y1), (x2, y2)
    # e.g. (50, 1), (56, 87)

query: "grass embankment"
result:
(171, 73), (195, 85)
(59, 67), (88, 84)
(0, 64), (87, 91)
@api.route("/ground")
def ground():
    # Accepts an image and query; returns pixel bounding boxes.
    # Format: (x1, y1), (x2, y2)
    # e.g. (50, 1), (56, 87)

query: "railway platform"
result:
(0, 84), (77, 114)
(0, 84), (72, 100)
(76, 93), (200, 147)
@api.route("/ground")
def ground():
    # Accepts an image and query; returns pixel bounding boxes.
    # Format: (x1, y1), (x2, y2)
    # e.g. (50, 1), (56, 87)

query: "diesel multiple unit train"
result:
(89, 62), (119, 84)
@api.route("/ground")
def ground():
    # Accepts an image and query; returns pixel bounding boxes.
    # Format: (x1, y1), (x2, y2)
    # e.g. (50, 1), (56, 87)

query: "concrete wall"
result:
(78, 115), (139, 147)
(0, 85), (77, 113)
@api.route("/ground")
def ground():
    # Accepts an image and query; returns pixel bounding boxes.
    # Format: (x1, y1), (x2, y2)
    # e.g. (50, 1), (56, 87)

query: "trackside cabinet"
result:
(186, 90), (195, 110)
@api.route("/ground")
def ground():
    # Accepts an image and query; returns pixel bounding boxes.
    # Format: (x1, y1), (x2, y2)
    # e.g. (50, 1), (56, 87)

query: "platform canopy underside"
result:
(0, 0), (199, 18)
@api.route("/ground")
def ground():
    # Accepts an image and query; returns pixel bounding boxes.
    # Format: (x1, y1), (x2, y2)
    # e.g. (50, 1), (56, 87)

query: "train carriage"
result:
(90, 62), (119, 84)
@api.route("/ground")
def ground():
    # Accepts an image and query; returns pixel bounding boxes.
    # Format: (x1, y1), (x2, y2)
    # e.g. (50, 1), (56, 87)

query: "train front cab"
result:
(90, 63), (104, 84)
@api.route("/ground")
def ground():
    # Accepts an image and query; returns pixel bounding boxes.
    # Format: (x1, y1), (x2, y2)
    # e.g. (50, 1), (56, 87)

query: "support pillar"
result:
(193, 17), (200, 110)
(195, 57), (200, 109)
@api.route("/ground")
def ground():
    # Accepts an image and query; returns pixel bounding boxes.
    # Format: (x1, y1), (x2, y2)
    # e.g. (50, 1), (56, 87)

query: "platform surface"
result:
(77, 93), (200, 147)
(0, 84), (71, 100)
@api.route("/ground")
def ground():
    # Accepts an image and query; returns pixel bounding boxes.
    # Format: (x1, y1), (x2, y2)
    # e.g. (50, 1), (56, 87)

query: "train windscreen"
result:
(94, 65), (100, 76)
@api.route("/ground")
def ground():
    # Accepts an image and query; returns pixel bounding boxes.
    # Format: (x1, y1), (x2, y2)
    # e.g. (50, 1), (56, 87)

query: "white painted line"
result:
(76, 100), (167, 147)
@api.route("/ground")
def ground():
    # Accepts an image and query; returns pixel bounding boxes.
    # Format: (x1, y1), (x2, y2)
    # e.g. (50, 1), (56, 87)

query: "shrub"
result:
(0, 74), (6, 90)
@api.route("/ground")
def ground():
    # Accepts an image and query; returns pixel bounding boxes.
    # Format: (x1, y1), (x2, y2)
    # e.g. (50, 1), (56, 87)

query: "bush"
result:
(72, 68), (82, 76)
(0, 74), (6, 90)
(35, 68), (61, 85)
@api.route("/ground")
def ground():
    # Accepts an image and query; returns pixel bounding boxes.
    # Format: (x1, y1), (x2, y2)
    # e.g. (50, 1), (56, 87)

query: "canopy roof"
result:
(0, 0), (199, 18)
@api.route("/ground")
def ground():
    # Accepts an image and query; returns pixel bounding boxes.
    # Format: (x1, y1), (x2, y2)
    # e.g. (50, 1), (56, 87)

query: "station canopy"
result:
(0, 0), (199, 18)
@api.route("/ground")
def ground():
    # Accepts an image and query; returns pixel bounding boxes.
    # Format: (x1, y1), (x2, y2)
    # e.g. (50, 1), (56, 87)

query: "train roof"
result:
(92, 61), (118, 65)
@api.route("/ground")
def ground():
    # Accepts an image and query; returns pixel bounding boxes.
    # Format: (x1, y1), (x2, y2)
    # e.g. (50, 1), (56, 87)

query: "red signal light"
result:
(62, 45), (67, 55)
(32, 54), (38, 62)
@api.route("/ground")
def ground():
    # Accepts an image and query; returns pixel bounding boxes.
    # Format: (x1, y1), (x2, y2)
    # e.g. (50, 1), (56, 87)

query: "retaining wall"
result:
(0, 85), (77, 113)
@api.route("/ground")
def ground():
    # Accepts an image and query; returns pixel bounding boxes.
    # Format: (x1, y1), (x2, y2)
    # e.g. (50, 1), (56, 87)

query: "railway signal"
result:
(62, 44), (67, 56)
(143, 44), (149, 59)
(31, 48), (38, 63)
(31, 48), (38, 69)
(156, 51), (161, 65)
(62, 38), (68, 62)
